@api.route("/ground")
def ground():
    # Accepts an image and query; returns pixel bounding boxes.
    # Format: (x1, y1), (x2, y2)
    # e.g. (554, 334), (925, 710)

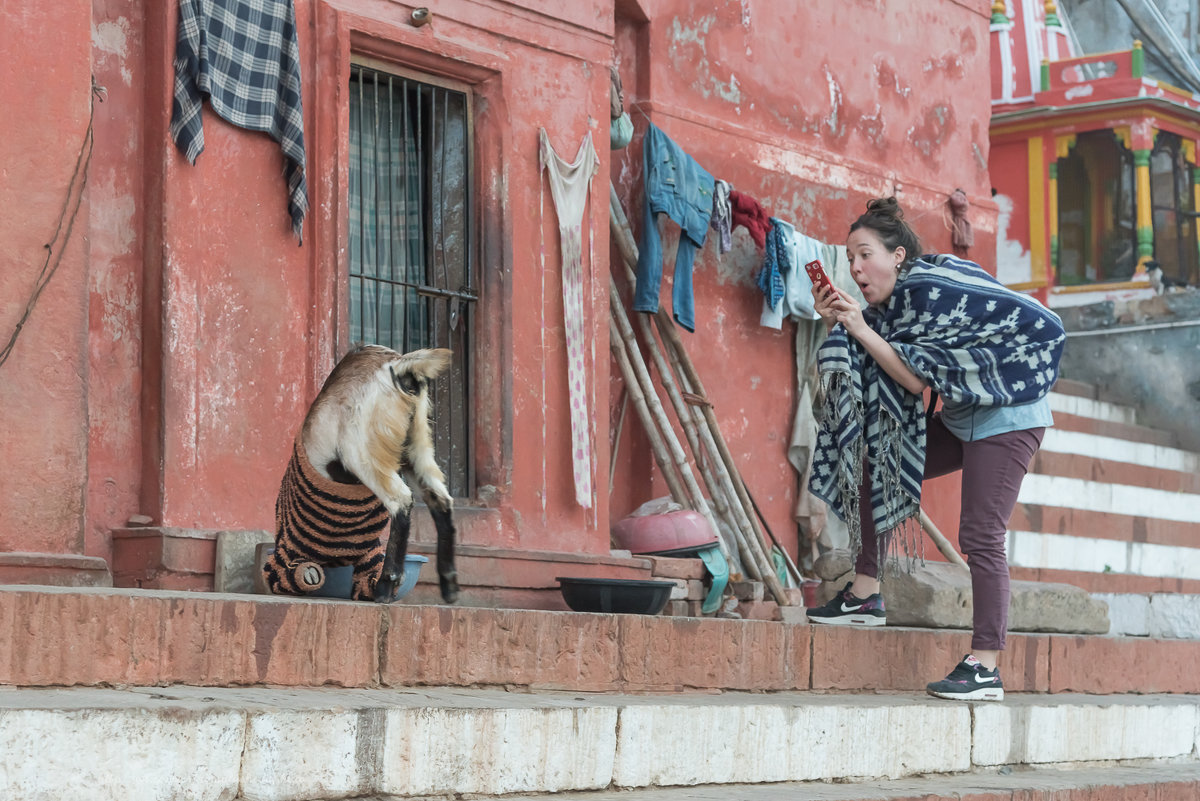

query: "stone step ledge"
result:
(0, 687), (1196, 801)
(1033, 450), (1200, 494)
(2, 586), (1199, 695)
(1050, 411), (1179, 448)
(522, 762), (1200, 801)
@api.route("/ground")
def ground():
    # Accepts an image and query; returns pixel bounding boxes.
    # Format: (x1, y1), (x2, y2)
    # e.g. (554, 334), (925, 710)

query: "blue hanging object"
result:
(695, 543), (729, 615)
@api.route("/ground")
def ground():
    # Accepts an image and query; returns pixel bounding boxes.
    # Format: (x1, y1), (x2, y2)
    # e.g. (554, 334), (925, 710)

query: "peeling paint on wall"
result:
(907, 103), (954, 159)
(668, 15), (743, 105)
(994, 193), (1032, 285)
(92, 18), (133, 87)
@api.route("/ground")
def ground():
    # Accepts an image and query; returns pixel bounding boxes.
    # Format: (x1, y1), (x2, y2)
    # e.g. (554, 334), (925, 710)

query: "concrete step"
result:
(4, 586), (1200, 695)
(1, 685), (1197, 800)
(520, 763), (1200, 800)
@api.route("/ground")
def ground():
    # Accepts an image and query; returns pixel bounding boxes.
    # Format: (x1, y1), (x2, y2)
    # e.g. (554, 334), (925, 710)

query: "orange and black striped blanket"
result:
(263, 436), (390, 601)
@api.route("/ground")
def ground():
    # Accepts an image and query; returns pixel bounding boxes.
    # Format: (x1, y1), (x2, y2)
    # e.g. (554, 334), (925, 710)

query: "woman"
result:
(804, 197), (1065, 702)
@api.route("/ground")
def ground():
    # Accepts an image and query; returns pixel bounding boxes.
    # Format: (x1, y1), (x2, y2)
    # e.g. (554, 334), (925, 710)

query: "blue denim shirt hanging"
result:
(634, 123), (714, 332)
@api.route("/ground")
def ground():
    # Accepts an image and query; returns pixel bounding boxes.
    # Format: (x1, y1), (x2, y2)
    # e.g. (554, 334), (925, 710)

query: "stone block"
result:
(242, 708), (378, 799)
(383, 704), (618, 796)
(383, 606), (621, 692)
(810, 626), (1051, 693)
(734, 599), (780, 621)
(973, 699), (1200, 766)
(881, 561), (1109, 635)
(643, 555), (706, 580)
(1148, 594), (1200, 639)
(730, 580), (764, 601)
(0, 700), (245, 800)
(1049, 635), (1200, 694)
(1095, 592), (1151, 637)
(814, 549), (854, 581)
(612, 698), (969, 786)
(213, 530), (274, 594)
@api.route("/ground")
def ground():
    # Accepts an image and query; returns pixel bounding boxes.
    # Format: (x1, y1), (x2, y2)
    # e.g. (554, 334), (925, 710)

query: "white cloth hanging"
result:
(539, 128), (600, 509)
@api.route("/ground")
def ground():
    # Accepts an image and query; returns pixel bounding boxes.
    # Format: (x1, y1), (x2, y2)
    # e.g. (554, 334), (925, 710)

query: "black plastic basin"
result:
(556, 576), (674, 615)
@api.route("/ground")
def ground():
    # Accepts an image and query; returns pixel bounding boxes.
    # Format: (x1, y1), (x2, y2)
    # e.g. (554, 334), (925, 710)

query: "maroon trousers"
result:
(854, 413), (1044, 651)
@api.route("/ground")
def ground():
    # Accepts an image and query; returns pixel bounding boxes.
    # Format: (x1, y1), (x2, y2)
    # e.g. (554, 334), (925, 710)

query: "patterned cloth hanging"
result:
(170, 0), (309, 241)
(539, 128), (600, 509)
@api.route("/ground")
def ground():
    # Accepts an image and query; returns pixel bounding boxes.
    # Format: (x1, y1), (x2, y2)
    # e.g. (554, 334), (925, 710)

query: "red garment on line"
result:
(729, 189), (771, 249)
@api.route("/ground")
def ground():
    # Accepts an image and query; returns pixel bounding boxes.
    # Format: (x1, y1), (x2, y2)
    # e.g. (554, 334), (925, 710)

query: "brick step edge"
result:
(520, 762), (1200, 801)
(4, 586), (1200, 694)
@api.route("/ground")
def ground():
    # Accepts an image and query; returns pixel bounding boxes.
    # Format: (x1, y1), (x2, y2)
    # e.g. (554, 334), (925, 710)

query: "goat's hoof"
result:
(440, 573), (460, 604)
(373, 570), (403, 603)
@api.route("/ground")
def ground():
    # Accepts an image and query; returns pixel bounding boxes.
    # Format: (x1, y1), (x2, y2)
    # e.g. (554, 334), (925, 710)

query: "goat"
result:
(263, 344), (460, 603)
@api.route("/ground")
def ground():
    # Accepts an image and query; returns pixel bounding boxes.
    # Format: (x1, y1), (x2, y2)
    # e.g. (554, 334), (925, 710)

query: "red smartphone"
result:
(805, 259), (835, 294)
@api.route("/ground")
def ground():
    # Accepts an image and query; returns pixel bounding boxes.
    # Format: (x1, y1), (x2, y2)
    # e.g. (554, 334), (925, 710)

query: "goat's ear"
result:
(389, 365), (421, 395)
(393, 348), (453, 381)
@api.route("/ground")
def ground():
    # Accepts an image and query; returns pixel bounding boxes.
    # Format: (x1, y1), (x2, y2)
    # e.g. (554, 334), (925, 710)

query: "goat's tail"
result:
(389, 348), (452, 381)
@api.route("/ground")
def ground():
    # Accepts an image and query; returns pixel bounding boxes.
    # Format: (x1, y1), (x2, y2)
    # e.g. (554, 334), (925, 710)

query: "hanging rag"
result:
(947, 188), (974, 249)
(756, 217), (789, 309)
(634, 123), (714, 333)
(710, 179), (733, 254)
(171, 0), (309, 241)
(729, 189), (771, 250)
(609, 65), (633, 149)
(788, 243), (858, 563)
(760, 222), (824, 328)
(808, 253), (1065, 560)
(539, 128), (600, 509)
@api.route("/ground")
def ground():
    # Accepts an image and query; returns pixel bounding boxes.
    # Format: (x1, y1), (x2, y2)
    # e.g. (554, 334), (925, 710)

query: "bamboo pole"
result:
(609, 388), (628, 494)
(607, 317), (689, 507)
(608, 182), (788, 604)
(633, 297), (753, 577)
(608, 291), (734, 565)
(919, 509), (970, 570)
(607, 192), (771, 586)
(628, 286), (753, 579)
(666, 337), (786, 598)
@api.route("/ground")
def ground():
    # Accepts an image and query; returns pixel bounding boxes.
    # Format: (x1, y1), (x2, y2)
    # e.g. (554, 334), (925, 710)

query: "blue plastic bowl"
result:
(264, 548), (428, 601)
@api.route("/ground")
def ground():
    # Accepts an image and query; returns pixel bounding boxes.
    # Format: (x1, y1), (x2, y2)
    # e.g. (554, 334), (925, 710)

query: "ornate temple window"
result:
(1056, 129), (1137, 285)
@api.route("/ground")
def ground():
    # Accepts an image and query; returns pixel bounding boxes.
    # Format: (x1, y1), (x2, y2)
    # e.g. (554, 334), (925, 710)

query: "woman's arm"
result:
(830, 291), (927, 395)
(847, 324), (927, 394)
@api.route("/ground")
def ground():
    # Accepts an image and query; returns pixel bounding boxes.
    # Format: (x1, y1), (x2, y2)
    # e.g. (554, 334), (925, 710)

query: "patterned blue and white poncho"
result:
(807, 254), (1066, 559)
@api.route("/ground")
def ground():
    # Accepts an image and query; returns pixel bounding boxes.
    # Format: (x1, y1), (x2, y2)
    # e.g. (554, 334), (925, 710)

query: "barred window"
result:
(349, 63), (475, 497)
(1150, 131), (1200, 287)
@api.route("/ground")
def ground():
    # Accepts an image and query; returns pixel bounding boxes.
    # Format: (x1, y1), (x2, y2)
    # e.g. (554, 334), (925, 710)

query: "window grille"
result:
(349, 63), (475, 497)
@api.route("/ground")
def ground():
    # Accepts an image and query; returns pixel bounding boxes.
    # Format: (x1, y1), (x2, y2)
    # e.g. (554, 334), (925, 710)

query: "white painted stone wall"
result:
(2, 688), (1199, 800)
(1096, 593), (1200, 639)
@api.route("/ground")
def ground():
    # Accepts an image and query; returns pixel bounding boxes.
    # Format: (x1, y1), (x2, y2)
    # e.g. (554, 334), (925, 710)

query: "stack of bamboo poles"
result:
(607, 181), (795, 607)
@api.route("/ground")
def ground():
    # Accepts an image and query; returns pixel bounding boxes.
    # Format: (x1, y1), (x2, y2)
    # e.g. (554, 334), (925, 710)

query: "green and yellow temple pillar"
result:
(1134, 147), (1153, 271)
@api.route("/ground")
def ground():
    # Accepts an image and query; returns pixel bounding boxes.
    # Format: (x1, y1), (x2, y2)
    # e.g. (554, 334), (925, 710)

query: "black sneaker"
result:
(926, 654), (1004, 702)
(805, 582), (886, 626)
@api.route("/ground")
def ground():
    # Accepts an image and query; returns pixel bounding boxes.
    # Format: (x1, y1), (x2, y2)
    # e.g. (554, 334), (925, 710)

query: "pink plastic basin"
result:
(611, 510), (717, 554)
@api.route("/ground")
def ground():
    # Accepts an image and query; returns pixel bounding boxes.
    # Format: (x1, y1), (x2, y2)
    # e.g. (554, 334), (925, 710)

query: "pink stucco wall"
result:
(0, 2), (93, 556)
(1, 0), (997, 578)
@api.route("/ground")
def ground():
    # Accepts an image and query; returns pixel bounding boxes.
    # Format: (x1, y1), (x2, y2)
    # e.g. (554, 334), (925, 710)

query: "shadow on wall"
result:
(1057, 290), (1200, 452)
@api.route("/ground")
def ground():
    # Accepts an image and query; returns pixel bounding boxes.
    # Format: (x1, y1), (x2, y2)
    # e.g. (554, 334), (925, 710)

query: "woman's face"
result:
(846, 227), (905, 306)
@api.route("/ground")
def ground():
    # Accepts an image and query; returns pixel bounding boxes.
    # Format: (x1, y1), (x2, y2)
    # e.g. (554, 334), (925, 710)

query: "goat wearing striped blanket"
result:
(263, 344), (460, 603)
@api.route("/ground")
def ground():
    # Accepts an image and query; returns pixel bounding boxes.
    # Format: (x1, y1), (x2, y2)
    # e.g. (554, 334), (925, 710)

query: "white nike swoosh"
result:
(973, 673), (996, 684)
(840, 602), (864, 613)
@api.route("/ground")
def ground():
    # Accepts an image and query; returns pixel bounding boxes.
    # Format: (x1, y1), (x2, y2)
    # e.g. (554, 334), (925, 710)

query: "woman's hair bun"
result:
(865, 196), (903, 219)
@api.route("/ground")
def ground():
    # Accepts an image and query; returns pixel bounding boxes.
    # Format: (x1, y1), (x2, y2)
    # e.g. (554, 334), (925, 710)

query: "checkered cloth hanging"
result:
(170, 0), (308, 241)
